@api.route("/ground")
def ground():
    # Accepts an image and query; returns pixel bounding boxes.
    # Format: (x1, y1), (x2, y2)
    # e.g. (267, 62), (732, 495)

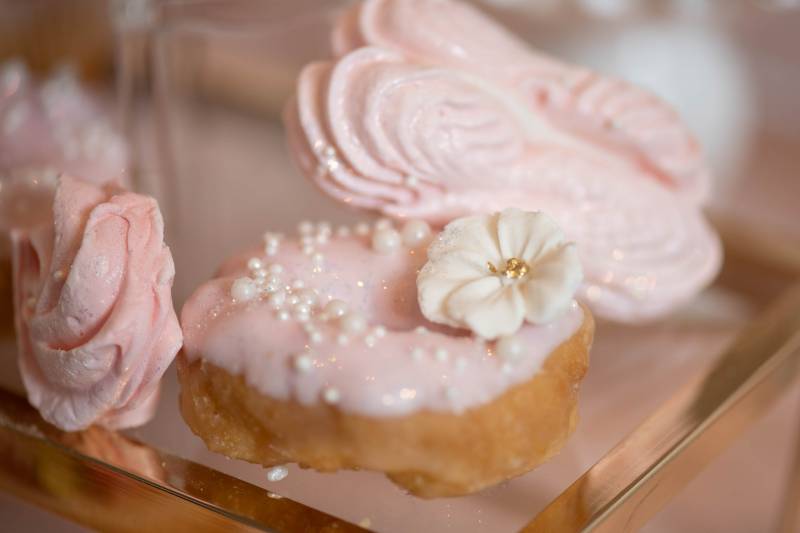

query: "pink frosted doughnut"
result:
(179, 215), (594, 496)
(12, 176), (181, 431)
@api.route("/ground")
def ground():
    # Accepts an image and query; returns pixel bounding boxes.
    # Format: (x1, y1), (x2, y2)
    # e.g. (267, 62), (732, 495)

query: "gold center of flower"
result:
(488, 258), (530, 279)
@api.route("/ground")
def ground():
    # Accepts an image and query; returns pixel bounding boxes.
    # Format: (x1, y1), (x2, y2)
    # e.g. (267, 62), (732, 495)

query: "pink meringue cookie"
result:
(12, 176), (181, 431)
(330, 0), (709, 204)
(285, 44), (721, 322)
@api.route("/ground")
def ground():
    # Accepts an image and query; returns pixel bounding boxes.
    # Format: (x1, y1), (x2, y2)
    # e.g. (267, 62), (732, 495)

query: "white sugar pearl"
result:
(293, 303), (311, 315)
(324, 299), (348, 319)
(401, 219), (431, 247)
(298, 221), (313, 235)
(372, 228), (401, 254)
(354, 222), (370, 236)
(253, 268), (268, 279)
(496, 335), (526, 362)
(297, 288), (318, 306)
(230, 277), (257, 302)
(411, 347), (425, 361)
(415, 326), (428, 335)
(247, 258), (264, 271)
(291, 279), (305, 290)
(312, 252), (325, 265)
(340, 312), (367, 334)
(374, 218), (393, 230)
(322, 387), (341, 404)
(277, 309), (290, 321)
(373, 326), (387, 338)
(337, 333), (349, 346)
(310, 331), (323, 344)
(293, 354), (314, 372)
(364, 335), (377, 347)
(287, 294), (300, 306)
(266, 466), (288, 482)
(435, 348), (449, 362)
(268, 290), (286, 309)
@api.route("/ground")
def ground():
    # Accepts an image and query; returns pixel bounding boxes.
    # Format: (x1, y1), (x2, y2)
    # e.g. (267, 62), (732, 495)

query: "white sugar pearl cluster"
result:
(263, 232), (283, 257)
(230, 257), (295, 305)
(313, 141), (344, 177)
(369, 218), (431, 254)
(285, 297), (393, 406)
(297, 220), (331, 270)
(495, 334), (527, 373)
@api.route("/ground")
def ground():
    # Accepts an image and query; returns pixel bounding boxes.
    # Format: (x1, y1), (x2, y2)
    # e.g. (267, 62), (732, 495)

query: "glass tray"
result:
(2, 1), (800, 531)
(1, 224), (799, 532)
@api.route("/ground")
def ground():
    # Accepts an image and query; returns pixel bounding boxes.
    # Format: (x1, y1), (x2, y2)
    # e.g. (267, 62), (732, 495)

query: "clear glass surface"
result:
(4, 1), (795, 531)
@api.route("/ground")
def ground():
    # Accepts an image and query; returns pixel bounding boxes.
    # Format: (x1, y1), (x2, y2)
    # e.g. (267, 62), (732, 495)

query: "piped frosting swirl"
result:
(284, 0), (721, 322)
(12, 176), (181, 431)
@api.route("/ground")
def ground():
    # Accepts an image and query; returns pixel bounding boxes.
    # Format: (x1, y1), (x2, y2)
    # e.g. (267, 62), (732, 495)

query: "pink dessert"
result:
(0, 61), (127, 184)
(182, 218), (585, 416)
(0, 60), (128, 239)
(285, 0), (721, 322)
(12, 176), (181, 431)
(178, 212), (593, 497)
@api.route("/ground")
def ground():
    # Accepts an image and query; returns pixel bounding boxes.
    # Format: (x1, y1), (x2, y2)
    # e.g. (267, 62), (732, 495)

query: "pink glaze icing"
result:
(12, 176), (182, 431)
(284, 44), (721, 322)
(181, 226), (584, 417)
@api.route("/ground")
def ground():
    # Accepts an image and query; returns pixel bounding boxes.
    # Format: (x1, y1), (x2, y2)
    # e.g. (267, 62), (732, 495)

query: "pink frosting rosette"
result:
(12, 176), (181, 431)
(284, 0), (721, 322)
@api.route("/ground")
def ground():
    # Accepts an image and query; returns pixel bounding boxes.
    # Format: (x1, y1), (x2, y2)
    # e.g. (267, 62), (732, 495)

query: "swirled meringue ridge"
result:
(330, 0), (709, 203)
(12, 176), (181, 431)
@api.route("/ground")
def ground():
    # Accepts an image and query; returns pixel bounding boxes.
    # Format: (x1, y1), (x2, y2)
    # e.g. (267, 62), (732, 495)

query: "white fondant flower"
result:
(417, 208), (582, 339)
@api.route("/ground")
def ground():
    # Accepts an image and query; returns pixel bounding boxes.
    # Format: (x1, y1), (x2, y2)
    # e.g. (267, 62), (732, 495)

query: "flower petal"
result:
(417, 251), (488, 328)
(427, 212), (502, 265)
(497, 208), (565, 264)
(445, 277), (525, 339)
(523, 243), (583, 324)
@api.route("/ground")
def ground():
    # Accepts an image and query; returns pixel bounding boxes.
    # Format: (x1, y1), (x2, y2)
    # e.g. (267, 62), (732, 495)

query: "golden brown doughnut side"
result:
(0, 251), (14, 338)
(178, 307), (594, 498)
